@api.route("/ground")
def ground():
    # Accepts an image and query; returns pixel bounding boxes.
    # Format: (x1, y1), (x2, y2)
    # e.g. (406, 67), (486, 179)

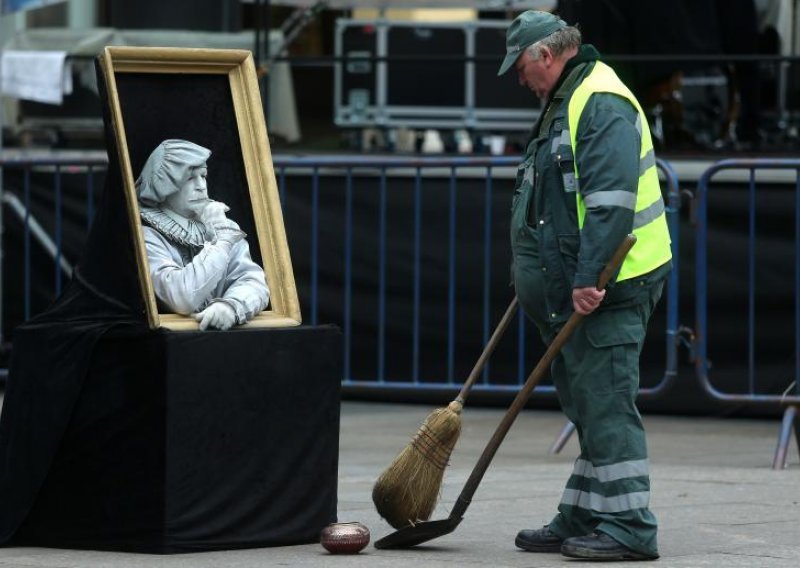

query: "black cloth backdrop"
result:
(0, 60), (146, 543)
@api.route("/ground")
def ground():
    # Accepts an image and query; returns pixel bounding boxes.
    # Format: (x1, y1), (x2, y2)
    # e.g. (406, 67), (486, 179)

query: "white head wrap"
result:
(135, 139), (211, 206)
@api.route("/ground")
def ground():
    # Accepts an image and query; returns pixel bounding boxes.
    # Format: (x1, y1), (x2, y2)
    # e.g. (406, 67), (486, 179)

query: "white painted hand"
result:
(200, 201), (244, 245)
(194, 302), (237, 331)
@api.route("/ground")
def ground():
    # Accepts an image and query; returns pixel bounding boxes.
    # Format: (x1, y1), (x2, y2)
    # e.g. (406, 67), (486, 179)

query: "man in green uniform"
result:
(498, 10), (672, 561)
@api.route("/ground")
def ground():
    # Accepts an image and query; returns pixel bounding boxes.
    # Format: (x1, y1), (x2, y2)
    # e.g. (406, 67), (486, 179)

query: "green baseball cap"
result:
(497, 10), (567, 76)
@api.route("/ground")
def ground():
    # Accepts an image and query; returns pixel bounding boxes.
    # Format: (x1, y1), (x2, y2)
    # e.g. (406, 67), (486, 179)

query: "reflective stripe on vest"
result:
(567, 61), (672, 282)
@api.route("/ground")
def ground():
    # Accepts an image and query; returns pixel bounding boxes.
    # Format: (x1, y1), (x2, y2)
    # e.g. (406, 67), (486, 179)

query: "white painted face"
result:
(164, 164), (209, 219)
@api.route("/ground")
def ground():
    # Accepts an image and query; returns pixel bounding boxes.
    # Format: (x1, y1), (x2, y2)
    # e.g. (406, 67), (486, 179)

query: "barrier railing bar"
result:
(280, 53), (800, 65)
(447, 166), (457, 384)
(86, 166), (95, 230)
(24, 169), (31, 321)
(0, 156), (108, 168)
(277, 166), (286, 200)
(54, 166), (62, 296)
(311, 166), (319, 325)
(796, 171), (800, 390)
(342, 380), (558, 395)
(412, 167), (422, 384)
(378, 168), (387, 383)
(272, 156), (521, 169)
(482, 166), (493, 384)
(0, 156), (3, 348)
(697, 162), (711, 392)
(343, 167), (353, 382)
(748, 168), (756, 395)
(517, 301), (525, 385)
(279, 167), (287, 207)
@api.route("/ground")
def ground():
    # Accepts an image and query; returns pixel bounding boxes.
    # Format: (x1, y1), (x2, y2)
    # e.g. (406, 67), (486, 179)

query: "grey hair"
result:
(525, 26), (582, 60)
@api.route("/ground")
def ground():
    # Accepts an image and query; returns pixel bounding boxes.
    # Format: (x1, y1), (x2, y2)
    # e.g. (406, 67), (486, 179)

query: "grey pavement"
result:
(0, 399), (798, 567)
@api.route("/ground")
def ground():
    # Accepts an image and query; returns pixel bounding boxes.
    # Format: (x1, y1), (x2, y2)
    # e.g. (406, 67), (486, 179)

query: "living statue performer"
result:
(135, 139), (269, 330)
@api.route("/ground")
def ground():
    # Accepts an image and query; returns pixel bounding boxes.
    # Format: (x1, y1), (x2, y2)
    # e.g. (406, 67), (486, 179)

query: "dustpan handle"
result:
(450, 234), (637, 520)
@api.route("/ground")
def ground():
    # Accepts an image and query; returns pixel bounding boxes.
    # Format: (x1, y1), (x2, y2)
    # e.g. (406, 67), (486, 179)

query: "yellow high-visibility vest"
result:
(567, 61), (672, 281)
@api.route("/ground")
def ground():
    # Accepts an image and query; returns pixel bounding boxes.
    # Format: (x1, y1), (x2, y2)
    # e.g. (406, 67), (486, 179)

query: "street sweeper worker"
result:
(499, 10), (672, 562)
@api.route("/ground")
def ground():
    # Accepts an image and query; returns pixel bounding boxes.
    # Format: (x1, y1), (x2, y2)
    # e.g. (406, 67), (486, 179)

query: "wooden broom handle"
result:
(450, 234), (637, 519)
(454, 295), (520, 405)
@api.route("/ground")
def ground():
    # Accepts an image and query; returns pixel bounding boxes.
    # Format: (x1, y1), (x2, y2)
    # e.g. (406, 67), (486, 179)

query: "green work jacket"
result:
(510, 53), (671, 327)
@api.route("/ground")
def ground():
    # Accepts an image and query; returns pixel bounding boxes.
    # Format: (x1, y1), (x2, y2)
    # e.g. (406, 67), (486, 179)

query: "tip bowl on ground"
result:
(320, 522), (371, 554)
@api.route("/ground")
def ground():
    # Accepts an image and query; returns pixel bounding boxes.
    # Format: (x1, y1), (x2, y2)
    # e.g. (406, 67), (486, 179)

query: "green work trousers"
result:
(538, 283), (663, 558)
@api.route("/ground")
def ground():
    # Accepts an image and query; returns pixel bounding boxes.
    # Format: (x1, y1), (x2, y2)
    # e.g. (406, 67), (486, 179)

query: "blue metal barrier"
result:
(272, 155), (682, 399)
(696, 158), (800, 469)
(273, 155), (522, 392)
(695, 158), (799, 405)
(1, 153), (681, 404)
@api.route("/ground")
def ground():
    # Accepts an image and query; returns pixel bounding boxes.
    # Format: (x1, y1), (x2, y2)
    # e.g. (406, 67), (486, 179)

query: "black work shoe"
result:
(561, 532), (659, 561)
(515, 526), (564, 552)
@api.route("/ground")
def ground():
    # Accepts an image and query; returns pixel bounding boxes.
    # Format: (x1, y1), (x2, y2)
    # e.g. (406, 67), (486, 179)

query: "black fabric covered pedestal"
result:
(12, 325), (341, 553)
(0, 58), (343, 553)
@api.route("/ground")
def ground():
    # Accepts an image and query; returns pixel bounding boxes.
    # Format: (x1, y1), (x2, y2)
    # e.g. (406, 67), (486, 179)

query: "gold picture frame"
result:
(100, 46), (301, 330)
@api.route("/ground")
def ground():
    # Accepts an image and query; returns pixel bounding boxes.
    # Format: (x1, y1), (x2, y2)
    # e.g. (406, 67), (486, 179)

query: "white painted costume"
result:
(135, 139), (269, 329)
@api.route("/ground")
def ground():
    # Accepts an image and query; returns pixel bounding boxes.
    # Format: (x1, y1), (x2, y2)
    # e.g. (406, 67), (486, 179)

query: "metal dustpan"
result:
(374, 516), (463, 549)
(374, 236), (637, 550)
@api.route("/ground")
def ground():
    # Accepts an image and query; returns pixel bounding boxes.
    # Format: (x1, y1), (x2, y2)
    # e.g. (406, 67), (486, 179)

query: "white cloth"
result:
(142, 226), (269, 325)
(2, 28), (300, 141)
(0, 49), (72, 104)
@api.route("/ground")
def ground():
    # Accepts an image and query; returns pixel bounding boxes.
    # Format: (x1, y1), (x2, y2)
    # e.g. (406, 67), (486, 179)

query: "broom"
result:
(373, 235), (638, 549)
(372, 296), (519, 529)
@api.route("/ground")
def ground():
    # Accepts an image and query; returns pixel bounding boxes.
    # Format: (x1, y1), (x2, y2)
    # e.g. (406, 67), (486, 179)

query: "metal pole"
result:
(1, 192), (73, 278)
(772, 405), (798, 469)
(548, 420), (577, 455)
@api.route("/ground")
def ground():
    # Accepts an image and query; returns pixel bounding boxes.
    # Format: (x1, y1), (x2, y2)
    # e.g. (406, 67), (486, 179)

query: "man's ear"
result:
(540, 46), (554, 67)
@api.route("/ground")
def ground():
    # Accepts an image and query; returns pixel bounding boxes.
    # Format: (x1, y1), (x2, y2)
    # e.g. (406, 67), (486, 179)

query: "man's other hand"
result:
(572, 286), (606, 315)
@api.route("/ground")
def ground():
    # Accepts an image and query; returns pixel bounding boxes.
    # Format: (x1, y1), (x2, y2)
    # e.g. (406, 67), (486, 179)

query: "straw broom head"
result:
(371, 296), (522, 530)
(372, 400), (463, 529)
